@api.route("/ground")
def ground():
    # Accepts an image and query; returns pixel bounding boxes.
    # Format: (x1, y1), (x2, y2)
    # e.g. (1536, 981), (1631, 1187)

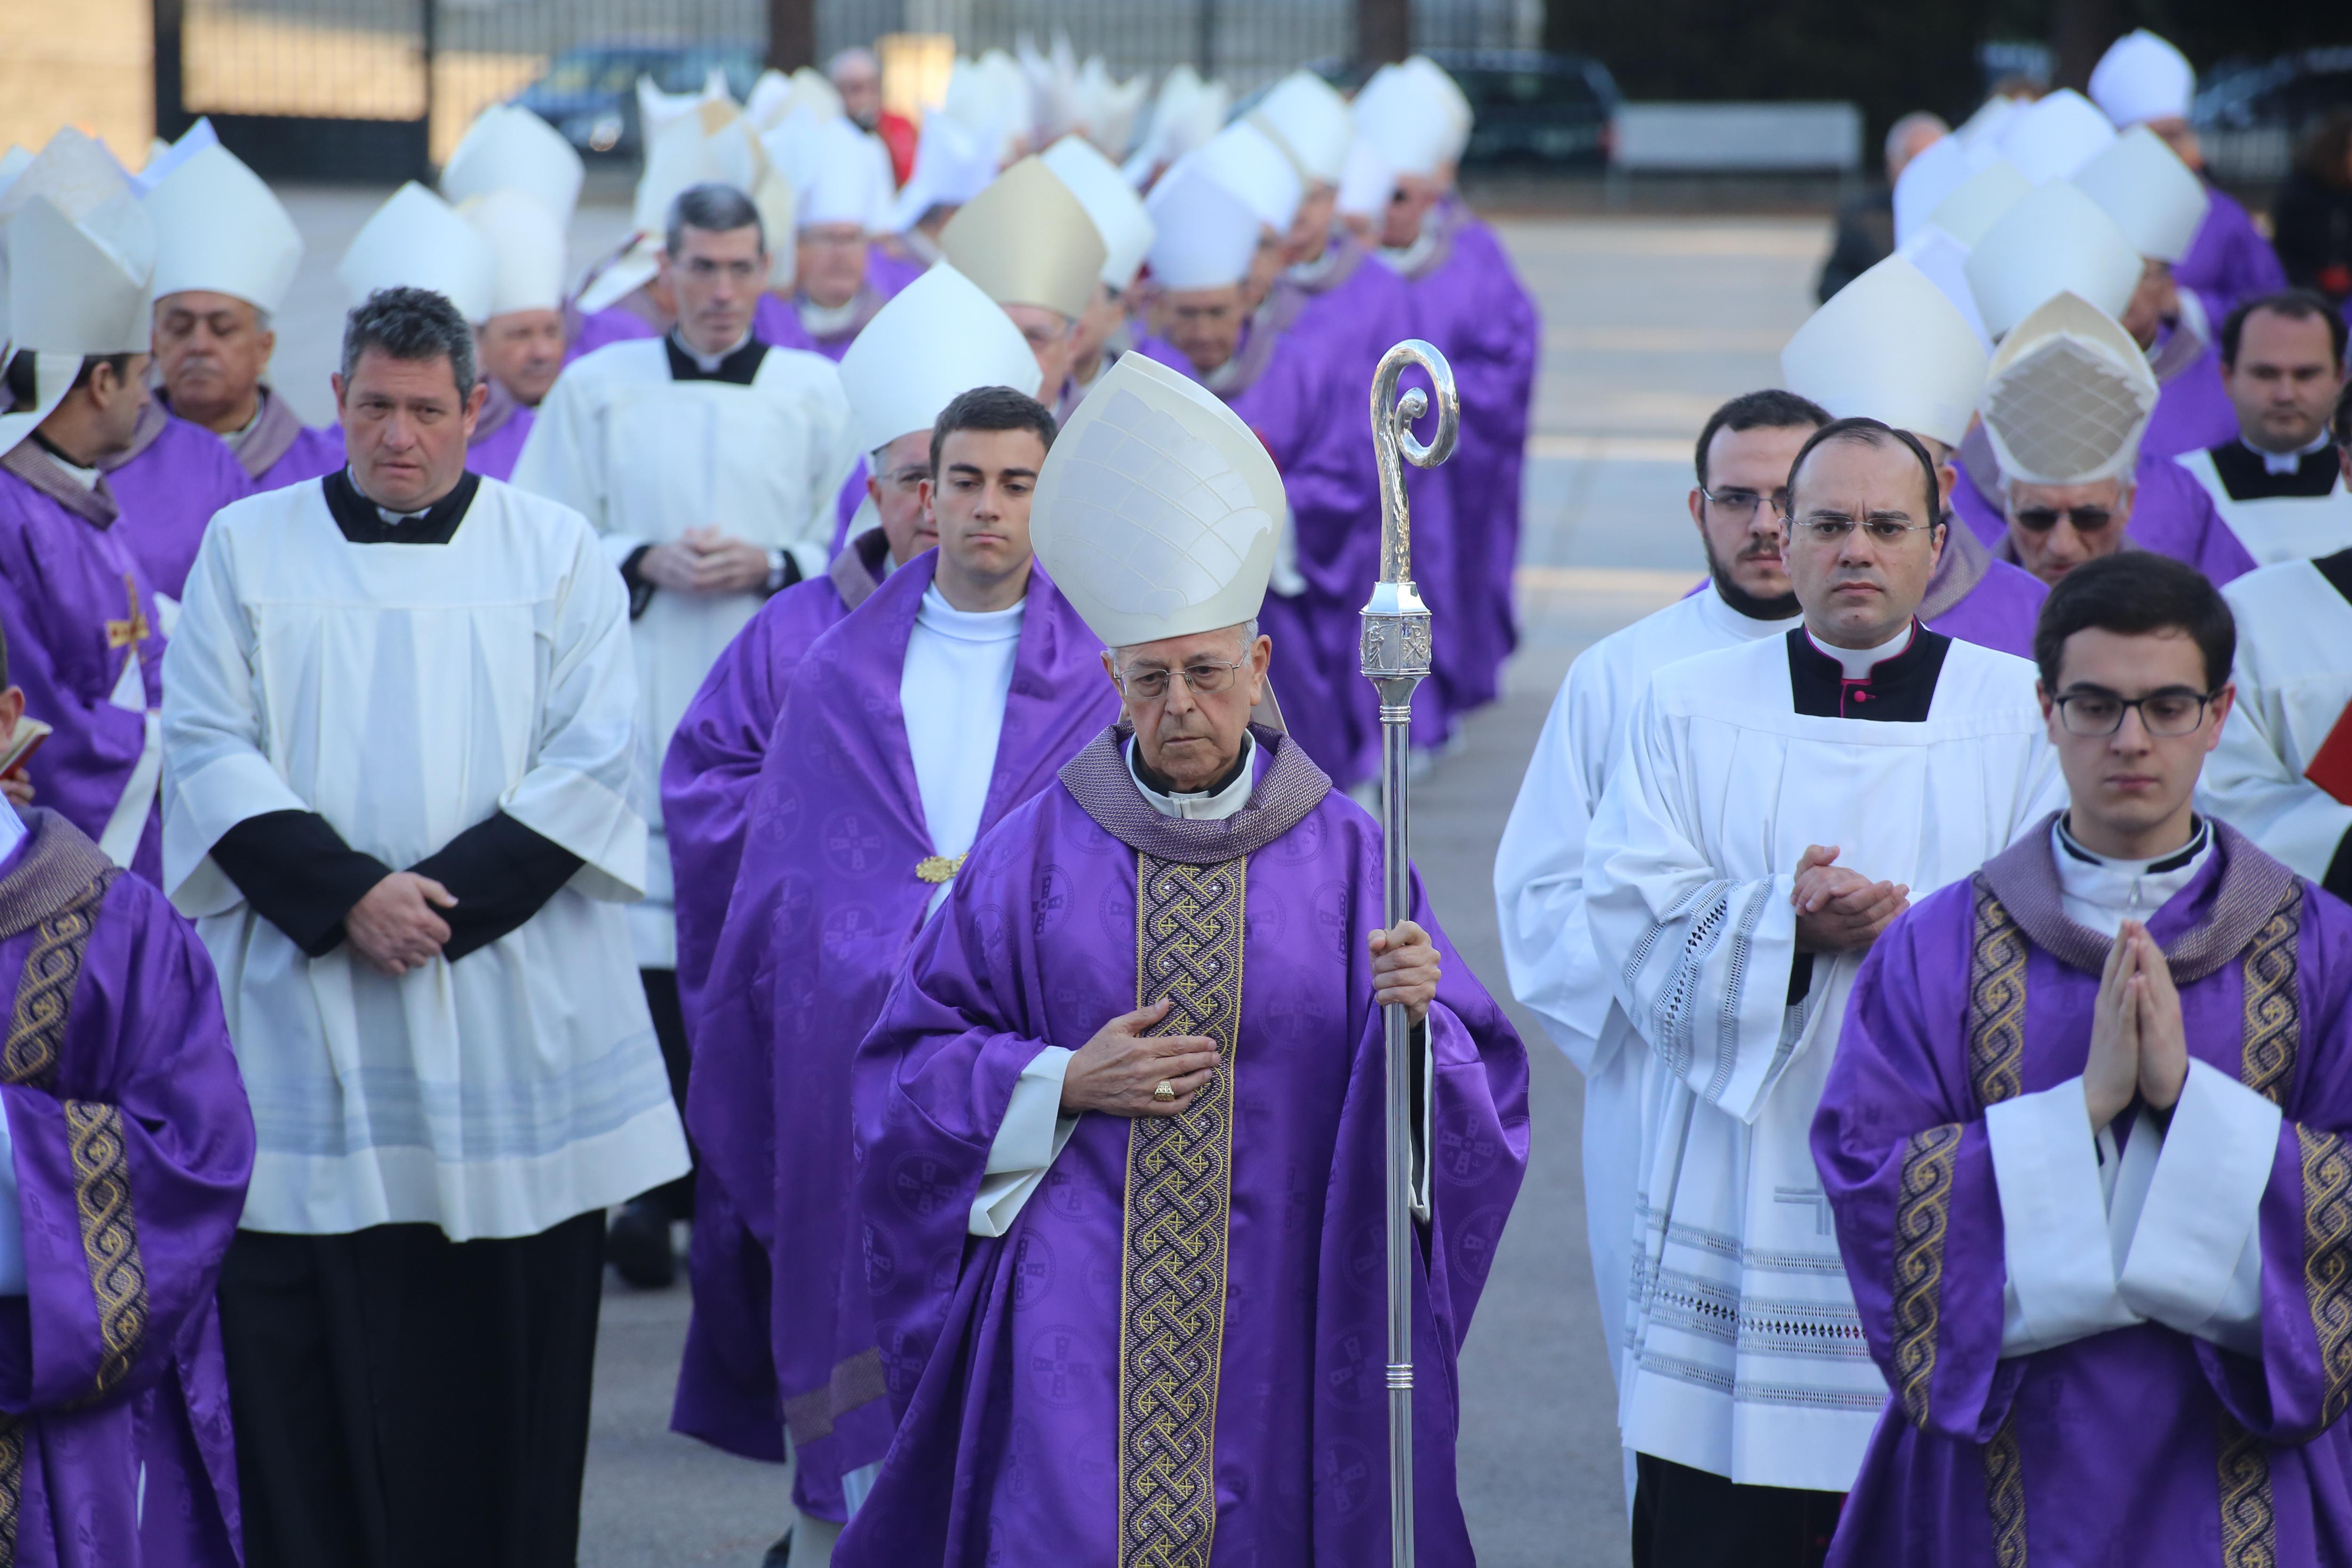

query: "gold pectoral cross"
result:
(104, 574), (148, 652)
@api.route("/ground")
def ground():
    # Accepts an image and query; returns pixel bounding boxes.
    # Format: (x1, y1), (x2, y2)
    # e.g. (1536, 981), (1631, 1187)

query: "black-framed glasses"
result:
(2012, 506), (2115, 534)
(2052, 686), (2221, 737)
(1117, 659), (1247, 701)
(1698, 484), (1788, 523)
(1788, 515), (1938, 544)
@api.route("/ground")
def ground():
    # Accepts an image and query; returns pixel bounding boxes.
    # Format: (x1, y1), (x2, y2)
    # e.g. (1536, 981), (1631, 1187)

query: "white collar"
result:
(1286, 234), (1346, 285)
(915, 582), (1023, 638)
(798, 294), (862, 335)
(673, 327), (753, 373)
(43, 450), (99, 490)
(2243, 430), (2334, 476)
(1376, 225), (1442, 276)
(1698, 587), (1804, 642)
(2052, 813), (2213, 934)
(1804, 620), (1915, 680)
(1125, 730), (1257, 821)
(345, 467), (434, 525)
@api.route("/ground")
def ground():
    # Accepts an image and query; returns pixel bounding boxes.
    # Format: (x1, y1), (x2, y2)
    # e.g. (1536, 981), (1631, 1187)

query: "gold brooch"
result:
(915, 853), (967, 885)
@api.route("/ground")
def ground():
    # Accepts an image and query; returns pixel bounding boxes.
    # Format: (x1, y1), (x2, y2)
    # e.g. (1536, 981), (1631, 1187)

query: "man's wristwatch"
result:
(764, 549), (792, 593)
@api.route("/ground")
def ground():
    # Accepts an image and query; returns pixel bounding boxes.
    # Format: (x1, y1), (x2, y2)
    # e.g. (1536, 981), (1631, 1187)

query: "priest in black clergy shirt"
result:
(159, 286), (688, 1568)
(2173, 288), (2352, 565)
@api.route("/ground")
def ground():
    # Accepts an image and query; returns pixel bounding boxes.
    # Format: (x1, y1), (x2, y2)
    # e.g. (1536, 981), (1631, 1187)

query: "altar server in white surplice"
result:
(1585, 418), (2061, 1565)
(159, 287), (687, 1567)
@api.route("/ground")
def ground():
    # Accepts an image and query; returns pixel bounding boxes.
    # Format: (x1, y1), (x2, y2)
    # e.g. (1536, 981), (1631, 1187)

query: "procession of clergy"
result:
(2, 16), (2352, 1568)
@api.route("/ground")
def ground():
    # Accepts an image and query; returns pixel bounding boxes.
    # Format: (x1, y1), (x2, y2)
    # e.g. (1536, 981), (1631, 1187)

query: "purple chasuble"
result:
(830, 458), (869, 559)
(96, 403), (253, 604)
(1132, 329), (1386, 788)
(833, 724), (1530, 1566)
(1386, 203), (1539, 716)
(1952, 430), (2256, 586)
(1817, 819), (2352, 1566)
(199, 388), (343, 495)
(465, 383), (534, 482)
(0, 810), (257, 1568)
(0, 450), (167, 884)
(865, 243), (925, 301)
(2178, 187), (2290, 326)
(752, 286), (886, 364)
(566, 302), (663, 363)
(683, 556), (1119, 1513)
(1918, 522), (2047, 660)
(2143, 337), (2240, 463)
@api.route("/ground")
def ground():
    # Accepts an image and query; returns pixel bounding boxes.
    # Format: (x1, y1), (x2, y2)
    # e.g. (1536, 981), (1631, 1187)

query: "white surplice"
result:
(1584, 631), (2062, 1490)
(2175, 447), (2352, 566)
(1495, 588), (1799, 1400)
(159, 477), (688, 1240)
(509, 336), (853, 965)
(2202, 558), (2352, 878)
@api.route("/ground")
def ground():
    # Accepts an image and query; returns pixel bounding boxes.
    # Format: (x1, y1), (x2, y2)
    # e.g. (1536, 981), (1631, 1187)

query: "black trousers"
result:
(640, 966), (697, 1218)
(1632, 1452), (1842, 1568)
(219, 1214), (606, 1568)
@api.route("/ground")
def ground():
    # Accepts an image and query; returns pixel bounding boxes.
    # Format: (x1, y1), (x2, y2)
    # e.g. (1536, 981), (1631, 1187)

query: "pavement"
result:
(259, 191), (1832, 1567)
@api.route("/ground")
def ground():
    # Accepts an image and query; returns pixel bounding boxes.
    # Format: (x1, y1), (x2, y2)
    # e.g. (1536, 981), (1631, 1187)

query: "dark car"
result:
(1300, 48), (1621, 168)
(511, 40), (763, 159)
(2193, 46), (2352, 181)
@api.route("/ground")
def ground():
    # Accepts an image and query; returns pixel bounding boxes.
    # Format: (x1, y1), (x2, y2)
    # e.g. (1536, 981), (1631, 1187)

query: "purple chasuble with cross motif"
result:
(682, 553), (1118, 1513)
(0, 810), (256, 1568)
(96, 404), (253, 604)
(1815, 817), (2352, 1566)
(832, 724), (1529, 1567)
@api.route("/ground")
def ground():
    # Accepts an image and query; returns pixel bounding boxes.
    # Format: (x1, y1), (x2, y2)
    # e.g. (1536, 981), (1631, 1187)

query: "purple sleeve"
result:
(0, 877), (253, 1413)
(831, 460), (868, 560)
(0, 525), (154, 845)
(1813, 897), (2023, 1445)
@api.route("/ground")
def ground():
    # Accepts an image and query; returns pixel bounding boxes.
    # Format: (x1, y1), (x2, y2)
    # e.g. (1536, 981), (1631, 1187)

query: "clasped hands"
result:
(1792, 844), (1908, 955)
(639, 527), (773, 594)
(346, 872), (457, 977)
(2082, 920), (2188, 1130)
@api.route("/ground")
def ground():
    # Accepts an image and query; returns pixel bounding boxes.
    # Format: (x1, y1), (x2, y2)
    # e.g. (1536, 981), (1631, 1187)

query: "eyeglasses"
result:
(1117, 658), (1248, 701)
(2052, 687), (2221, 737)
(1788, 516), (1939, 544)
(878, 464), (928, 494)
(1698, 484), (1789, 523)
(2012, 506), (2115, 533)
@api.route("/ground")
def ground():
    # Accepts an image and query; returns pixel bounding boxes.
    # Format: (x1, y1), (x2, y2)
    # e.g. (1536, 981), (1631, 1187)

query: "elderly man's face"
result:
(831, 55), (882, 128)
(1160, 287), (1245, 376)
(1782, 436), (1944, 647)
(1380, 175), (1441, 250)
(1004, 303), (1077, 398)
(1070, 282), (1122, 378)
(2120, 259), (2180, 350)
(1285, 184), (1338, 266)
(152, 291), (272, 432)
(1102, 625), (1272, 792)
(476, 309), (565, 407)
(866, 429), (936, 564)
(332, 347), (486, 513)
(2005, 478), (2132, 585)
(659, 223), (764, 356)
(1241, 229), (1284, 313)
(796, 222), (868, 310)
(2224, 307), (2344, 454)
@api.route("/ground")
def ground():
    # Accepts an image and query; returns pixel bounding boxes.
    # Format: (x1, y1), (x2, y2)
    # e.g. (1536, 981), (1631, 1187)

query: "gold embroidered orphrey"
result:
(2218, 1410), (2278, 1568)
(1116, 850), (1247, 1568)
(1984, 1411), (2027, 1568)
(915, 852), (967, 885)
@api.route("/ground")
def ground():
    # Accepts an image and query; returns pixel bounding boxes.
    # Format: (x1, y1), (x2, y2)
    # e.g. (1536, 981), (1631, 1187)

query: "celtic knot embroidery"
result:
(64, 1101), (145, 1400)
(1982, 1410), (2026, 1568)
(1891, 1122), (1961, 1429)
(1966, 883), (2028, 1109)
(2299, 1124), (2352, 1425)
(2240, 888), (2303, 1106)
(0, 1414), (19, 1564)
(4, 874), (112, 1090)
(2217, 1410), (2278, 1568)
(1116, 851), (1247, 1568)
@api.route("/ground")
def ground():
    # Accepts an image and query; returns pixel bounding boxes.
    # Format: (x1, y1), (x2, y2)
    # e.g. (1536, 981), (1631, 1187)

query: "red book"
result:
(2306, 700), (2352, 805)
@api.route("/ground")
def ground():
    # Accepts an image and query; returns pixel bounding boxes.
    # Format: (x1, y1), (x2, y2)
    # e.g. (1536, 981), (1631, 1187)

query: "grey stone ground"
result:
(265, 191), (1828, 1566)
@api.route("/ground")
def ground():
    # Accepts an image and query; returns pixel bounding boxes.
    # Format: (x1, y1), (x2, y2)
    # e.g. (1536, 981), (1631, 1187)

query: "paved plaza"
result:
(262, 190), (1833, 1567)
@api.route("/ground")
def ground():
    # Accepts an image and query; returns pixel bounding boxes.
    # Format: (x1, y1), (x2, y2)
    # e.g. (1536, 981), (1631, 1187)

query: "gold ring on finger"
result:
(1153, 1079), (1177, 1102)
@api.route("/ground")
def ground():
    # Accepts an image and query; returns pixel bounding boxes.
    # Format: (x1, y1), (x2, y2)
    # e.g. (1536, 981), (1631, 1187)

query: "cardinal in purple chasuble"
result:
(95, 404), (253, 606)
(680, 555), (1117, 1510)
(0, 809), (257, 1567)
(831, 724), (1530, 1565)
(1816, 818), (2352, 1565)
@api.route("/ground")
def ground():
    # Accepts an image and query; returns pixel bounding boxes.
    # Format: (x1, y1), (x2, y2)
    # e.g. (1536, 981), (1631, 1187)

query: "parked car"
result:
(511, 40), (763, 159)
(2194, 46), (2352, 182)
(1301, 48), (1621, 168)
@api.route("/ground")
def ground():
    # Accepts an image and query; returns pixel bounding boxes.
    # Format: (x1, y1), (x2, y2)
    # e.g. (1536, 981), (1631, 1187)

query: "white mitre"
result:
(838, 264), (1043, 456)
(1336, 136), (1397, 221)
(1032, 350), (1285, 650)
(891, 113), (996, 233)
(938, 157), (1107, 321)
(1979, 291), (2157, 486)
(1400, 56), (1475, 166)
(1041, 135), (1154, 291)
(1354, 64), (1454, 179)
(1923, 159), (2029, 247)
(441, 103), (585, 230)
(1993, 88), (2116, 184)
(1892, 133), (1971, 250)
(1782, 255), (1988, 448)
(1144, 168), (1260, 292)
(2089, 30), (2195, 127)
(1250, 72), (1355, 188)
(1964, 180), (2143, 340)
(638, 70), (730, 138)
(576, 107), (742, 313)
(458, 188), (566, 317)
(1896, 226), (1993, 350)
(132, 117), (218, 195)
(0, 132), (151, 355)
(1074, 57), (1149, 160)
(144, 142), (303, 314)
(795, 115), (891, 231)
(1, 195), (157, 454)
(2071, 125), (2208, 263)
(339, 182), (495, 325)
(1190, 122), (1303, 234)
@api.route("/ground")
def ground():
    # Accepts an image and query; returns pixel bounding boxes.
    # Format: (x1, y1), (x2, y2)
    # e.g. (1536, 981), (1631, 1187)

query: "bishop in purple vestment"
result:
(2179, 188), (2290, 325)
(2143, 334), (2240, 463)
(0, 806), (257, 1568)
(462, 381), (534, 482)
(96, 402), (253, 605)
(216, 390), (343, 494)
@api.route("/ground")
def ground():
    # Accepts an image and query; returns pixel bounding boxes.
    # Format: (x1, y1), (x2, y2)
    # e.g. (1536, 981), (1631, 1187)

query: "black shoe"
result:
(607, 1198), (677, 1289)
(760, 1529), (792, 1568)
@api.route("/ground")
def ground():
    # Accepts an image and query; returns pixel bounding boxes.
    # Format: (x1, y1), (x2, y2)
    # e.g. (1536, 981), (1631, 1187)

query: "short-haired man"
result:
(1817, 551), (2352, 1565)
(2175, 289), (2352, 563)
(1584, 418), (2062, 1564)
(691, 382), (1118, 1554)
(161, 287), (688, 1567)
(513, 181), (849, 1283)
(833, 349), (1526, 1568)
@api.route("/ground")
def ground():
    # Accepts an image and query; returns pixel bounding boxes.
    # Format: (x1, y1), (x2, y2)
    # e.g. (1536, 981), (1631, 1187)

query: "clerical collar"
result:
(798, 294), (863, 336)
(2245, 429), (2332, 476)
(2208, 436), (2340, 501)
(322, 467), (481, 545)
(1287, 234), (1347, 287)
(1805, 620), (1914, 680)
(1125, 730), (1258, 820)
(28, 433), (98, 491)
(2052, 813), (2213, 935)
(665, 329), (768, 385)
(1698, 585), (1801, 639)
(1784, 621), (1950, 722)
(1378, 211), (1445, 277)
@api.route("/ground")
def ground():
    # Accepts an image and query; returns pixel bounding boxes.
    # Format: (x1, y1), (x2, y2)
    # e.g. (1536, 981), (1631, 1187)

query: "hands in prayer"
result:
(2083, 920), (2189, 1130)
(347, 871), (458, 977)
(1370, 920), (1440, 1026)
(1059, 997), (1220, 1118)
(1792, 845), (1908, 954)
(640, 528), (774, 595)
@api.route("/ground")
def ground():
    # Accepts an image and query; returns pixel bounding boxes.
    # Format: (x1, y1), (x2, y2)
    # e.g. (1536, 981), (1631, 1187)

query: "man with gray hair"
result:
(162, 285), (688, 1566)
(513, 182), (849, 1285)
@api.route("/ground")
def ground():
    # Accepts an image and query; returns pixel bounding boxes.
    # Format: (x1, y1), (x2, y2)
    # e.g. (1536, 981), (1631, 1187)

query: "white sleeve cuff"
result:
(2119, 1059), (2278, 1352)
(1988, 1076), (2140, 1354)
(969, 1046), (1080, 1238)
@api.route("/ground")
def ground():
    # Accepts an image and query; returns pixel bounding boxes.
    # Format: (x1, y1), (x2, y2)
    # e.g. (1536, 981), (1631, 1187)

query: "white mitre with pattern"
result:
(1978, 291), (2158, 486)
(1032, 351), (1285, 650)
